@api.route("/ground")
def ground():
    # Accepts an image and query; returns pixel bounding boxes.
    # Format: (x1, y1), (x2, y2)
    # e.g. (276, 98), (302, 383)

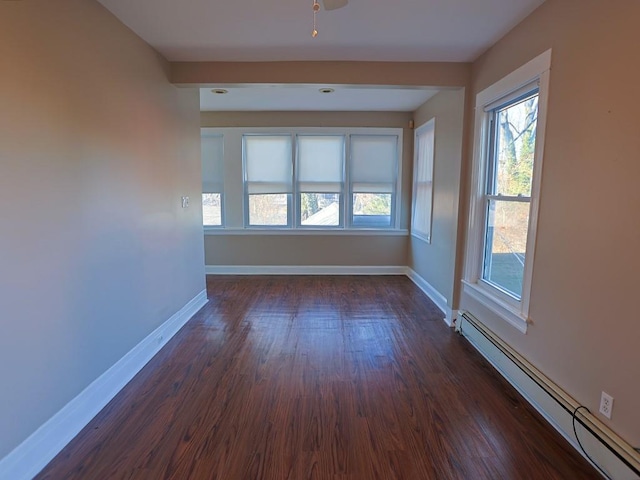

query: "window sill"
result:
(461, 280), (528, 333)
(410, 231), (431, 244)
(204, 227), (409, 237)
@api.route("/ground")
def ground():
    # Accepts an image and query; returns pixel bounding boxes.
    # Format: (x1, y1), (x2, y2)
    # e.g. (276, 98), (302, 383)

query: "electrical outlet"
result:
(599, 391), (614, 419)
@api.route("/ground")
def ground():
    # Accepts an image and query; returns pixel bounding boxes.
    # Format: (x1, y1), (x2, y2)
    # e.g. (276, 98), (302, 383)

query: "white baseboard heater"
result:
(457, 312), (640, 480)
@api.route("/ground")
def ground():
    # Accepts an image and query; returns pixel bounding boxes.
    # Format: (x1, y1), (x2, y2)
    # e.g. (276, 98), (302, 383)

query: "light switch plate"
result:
(181, 196), (189, 208)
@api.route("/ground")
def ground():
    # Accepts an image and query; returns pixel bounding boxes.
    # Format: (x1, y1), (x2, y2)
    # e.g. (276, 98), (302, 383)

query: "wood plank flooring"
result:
(36, 276), (600, 479)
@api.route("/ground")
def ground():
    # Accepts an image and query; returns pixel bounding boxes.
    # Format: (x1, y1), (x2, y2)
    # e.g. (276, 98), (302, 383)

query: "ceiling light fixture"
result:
(312, 0), (320, 37)
(211, 89), (228, 95)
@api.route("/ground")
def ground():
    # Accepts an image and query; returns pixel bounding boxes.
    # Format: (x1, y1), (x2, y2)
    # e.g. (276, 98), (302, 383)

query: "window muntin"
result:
(201, 134), (224, 226)
(243, 135), (293, 227)
(296, 135), (344, 227)
(482, 90), (538, 299)
(349, 135), (398, 228)
(411, 119), (435, 242)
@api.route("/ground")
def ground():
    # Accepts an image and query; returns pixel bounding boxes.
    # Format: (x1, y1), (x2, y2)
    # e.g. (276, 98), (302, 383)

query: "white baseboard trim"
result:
(458, 312), (640, 480)
(405, 268), (455, 327)
(0, 289), (208, 480)
(205, 265), (407, 275)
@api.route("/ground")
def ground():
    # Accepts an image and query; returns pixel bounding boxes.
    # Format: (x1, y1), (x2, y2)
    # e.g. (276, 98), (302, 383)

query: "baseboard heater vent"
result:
(457, 312), (640, 480)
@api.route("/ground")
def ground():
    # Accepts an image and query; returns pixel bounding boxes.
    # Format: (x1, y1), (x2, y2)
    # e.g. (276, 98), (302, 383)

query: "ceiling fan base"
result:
(322, 0), (349, 11)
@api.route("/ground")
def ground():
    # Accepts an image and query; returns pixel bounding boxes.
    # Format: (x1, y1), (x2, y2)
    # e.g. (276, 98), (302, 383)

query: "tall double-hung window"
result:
(297, 135), (344, 227)
(482, 87), (539, 299)
(350, 135), (398, 228)
(244, 135), (293, 227)
(463, 50), (551, 333)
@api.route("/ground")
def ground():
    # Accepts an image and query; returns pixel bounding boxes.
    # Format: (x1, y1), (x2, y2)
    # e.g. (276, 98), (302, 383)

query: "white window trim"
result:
(203, 227), (409, 236)
(411, 118), (436, 244)
(463, 49), (552, 333)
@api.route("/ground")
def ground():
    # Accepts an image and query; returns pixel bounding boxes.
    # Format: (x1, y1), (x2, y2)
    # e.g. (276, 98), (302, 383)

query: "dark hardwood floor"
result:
(37, 276), (599, 479)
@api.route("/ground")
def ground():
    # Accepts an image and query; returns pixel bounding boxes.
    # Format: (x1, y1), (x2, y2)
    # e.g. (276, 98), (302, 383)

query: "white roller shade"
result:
(412, 119), (435, 239)
(201, 134), (224, 193)
(350, 135), (398, 193)
(244, 135), (293, 194)
(297, 135), (344, 193)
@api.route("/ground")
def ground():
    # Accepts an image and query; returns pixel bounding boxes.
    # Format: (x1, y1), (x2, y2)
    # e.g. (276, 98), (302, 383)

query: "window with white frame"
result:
(243, 135), (293, 227)
(349, 135), (398, 228)
(483, 87), (538, 298)
(201, 133), (224, 226)
(230, 129), (401, 230)
(463, 50), (551, 332)
(297, 135), (344, 227)
(411, 119), (435, 242)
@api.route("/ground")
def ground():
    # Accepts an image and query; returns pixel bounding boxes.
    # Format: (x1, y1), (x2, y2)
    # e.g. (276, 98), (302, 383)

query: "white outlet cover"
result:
(599, 391), (614, 419)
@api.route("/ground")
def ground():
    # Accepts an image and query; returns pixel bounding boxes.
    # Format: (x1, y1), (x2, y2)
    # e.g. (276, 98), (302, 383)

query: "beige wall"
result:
(0, 0), (204, 459)
(461, 0), (640, 445)
(408, 89), (465, 307)
(206, 235), (407, 267)
(201, 111), (412, 267)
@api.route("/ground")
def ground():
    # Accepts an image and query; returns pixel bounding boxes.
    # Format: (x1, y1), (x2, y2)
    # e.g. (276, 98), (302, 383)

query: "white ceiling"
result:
(200, 85), (440, 112)
(96, 0), (544, 111)
(96, 0), (545, 63)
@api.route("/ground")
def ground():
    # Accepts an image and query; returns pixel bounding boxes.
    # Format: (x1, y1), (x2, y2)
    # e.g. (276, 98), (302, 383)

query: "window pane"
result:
(483, 200), (529, 298)
(202, 193), (221, 226)
(352, 193), (391, 227)
(249, 194), (288, 226)
(491, 93), (538, 197)
(301, 193), (340, 226)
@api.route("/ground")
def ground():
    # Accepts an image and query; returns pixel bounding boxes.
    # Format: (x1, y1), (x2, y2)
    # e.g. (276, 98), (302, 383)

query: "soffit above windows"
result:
(200, 85), (440, 112)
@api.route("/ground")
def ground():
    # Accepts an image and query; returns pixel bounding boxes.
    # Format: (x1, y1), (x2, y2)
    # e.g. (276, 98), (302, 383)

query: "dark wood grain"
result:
(36, 276), (600, 479)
